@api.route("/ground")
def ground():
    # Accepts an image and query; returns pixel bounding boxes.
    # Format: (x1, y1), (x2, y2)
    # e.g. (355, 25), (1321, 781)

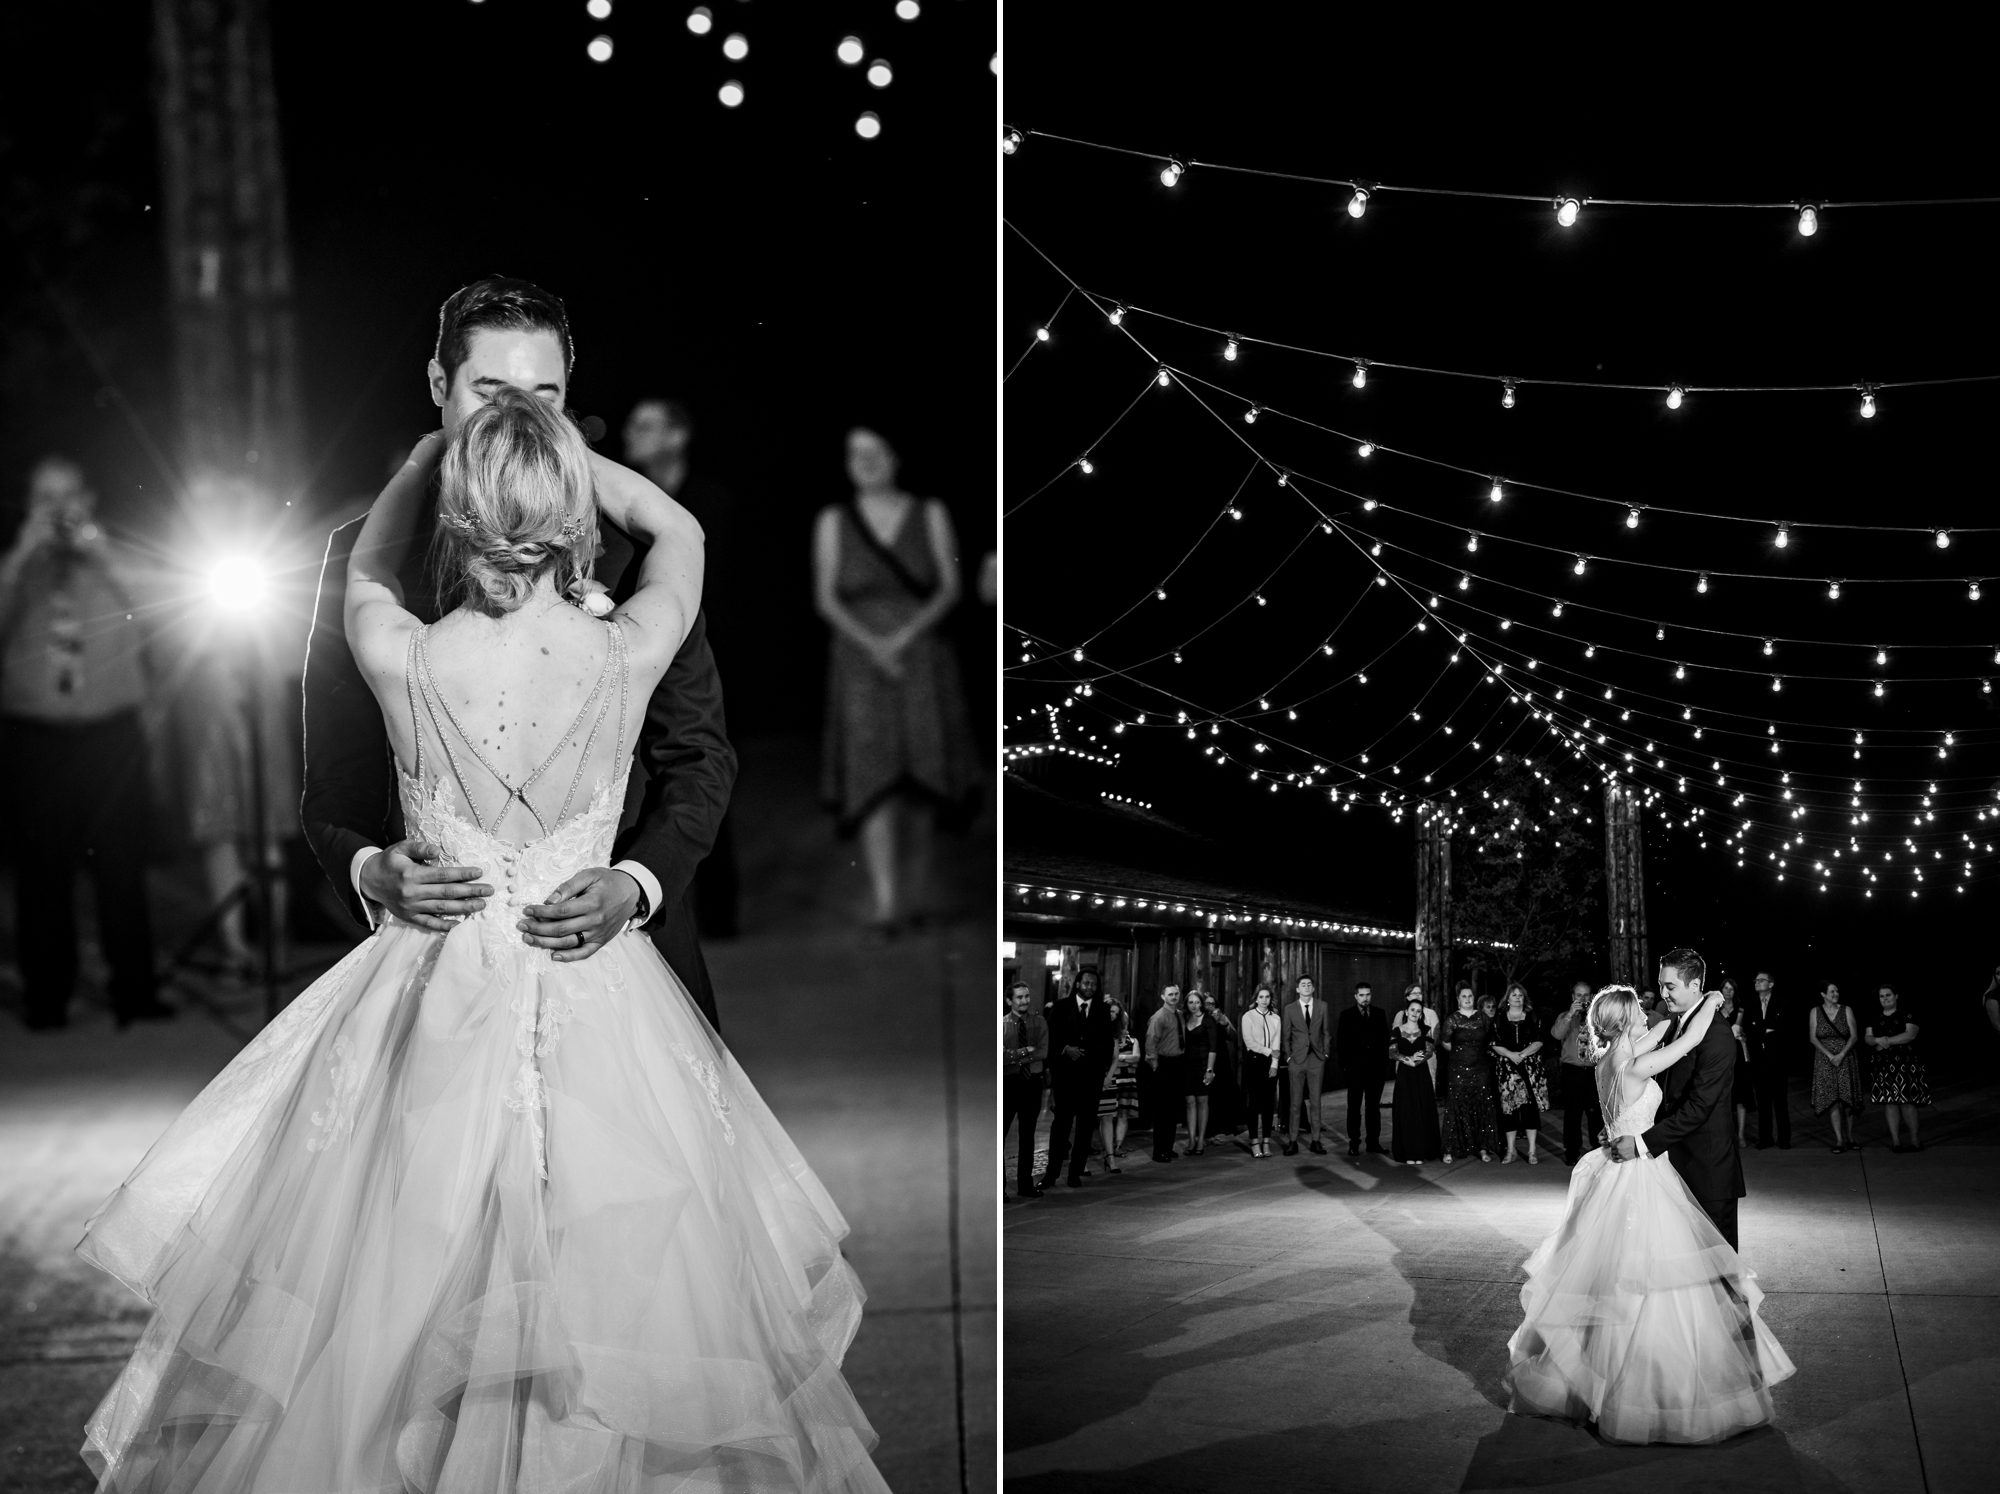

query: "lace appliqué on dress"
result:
(306, 1036), (361, 1154)
(675, 1044), (736, 1145)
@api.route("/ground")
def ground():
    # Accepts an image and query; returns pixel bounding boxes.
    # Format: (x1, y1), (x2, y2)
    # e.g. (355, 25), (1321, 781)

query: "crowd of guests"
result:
(1003, 965), (1944, 1197)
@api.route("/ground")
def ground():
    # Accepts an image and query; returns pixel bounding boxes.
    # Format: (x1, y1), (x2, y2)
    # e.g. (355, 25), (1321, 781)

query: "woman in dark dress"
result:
(1492, 984), (1550, 1165)
(1808, 980), (1864, 1152)
(813, 428), (980, 935)
(1440, 986), (1503, 1163)
(1200, 992), (1242, 1142)
(1181, 993), (1219, 1155)
(1863, 984), (1931, 1152)
(1722, 983), (1757, 1147)
(1390, 995), (1443, 1164)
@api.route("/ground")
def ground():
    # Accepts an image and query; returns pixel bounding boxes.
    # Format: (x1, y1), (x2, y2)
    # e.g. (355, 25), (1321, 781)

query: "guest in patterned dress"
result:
(1492, 984), (1551, 1165)
(813, 428), (979, 935)
(1096, 1000), (1141, 1170)
(1808, 981), (1864, 1152)
(1721, 981), (1756, 1147)
(1863, 985), (1930, 1153)
(1439, 986), (1502, 1163)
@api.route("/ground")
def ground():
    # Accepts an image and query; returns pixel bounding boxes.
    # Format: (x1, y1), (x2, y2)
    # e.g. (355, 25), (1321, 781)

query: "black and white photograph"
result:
(0, 3), (995, 1488)
(1003, 10), (2000, 1492)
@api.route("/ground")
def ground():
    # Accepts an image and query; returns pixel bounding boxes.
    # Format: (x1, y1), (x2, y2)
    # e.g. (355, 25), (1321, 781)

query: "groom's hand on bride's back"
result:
(360, 839), (492, 932)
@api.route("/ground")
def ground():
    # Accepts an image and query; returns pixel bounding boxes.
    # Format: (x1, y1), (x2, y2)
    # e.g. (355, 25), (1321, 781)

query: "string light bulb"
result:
(1828, 579), (1842, 600)
(1772, 676), (1783, 692)
(1775, 522), (1791, 549)
(1501, 381), (1516, 409)
(1626, 506), (1641, 529)
(1002, 126), (1022, 155)
(1936, 528), (1953, 549)
(1108, 304), (1125, 325)
(1034, 326), (1049, 342)
(1243, 405), (1259, 423)
(1160, 159), (1184, 188)
(1223, 335), (1239, 361)
(1552, 601), (1565, 617)
(1459, 573), (1471, 590)
(1357, 441), (1375, 458)
(1971, 579), (1983, 601)
(1875, 648), (1888, 666)
(1077, 456), (1094, 475)
(1797, 203), (1820, 236)
(1347, 186), (1369, 219)
(1875, 680), (1886, 697)
(1156, 366), (1170, 387)
(1554, 196), (1581, 227)
(1466, 531), (1479, 552)
(1861, 387), (1877, 419)
(1697, 572), (1710, 594)
(1489, 479), (1505, 502)
(1676, 664), (1687, 679)
(1666, 386), (1684, 410)
(1763, 638), (1775, 655)
(1574, 554), (1588, 576)
(1352, 361), (1368, 389)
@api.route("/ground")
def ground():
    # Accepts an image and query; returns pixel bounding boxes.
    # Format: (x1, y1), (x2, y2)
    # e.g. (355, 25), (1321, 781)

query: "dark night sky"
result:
(1, 0), (996, 731)
(1003, 12), (2000, 1026)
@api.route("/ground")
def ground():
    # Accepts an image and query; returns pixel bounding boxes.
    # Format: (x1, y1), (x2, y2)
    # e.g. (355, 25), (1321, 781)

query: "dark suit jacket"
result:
(1334, 1004), (1393, 1081)
(1043, 997), (1115, 1103)
(1282, 999), (1330, 1065)
(300, 509), (736, 1029)
(1640, 1011), (1746, 1202)
(1738, 992), (1791, 1077)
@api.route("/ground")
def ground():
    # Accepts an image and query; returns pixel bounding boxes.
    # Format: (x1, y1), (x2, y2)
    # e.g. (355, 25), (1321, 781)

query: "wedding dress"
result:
(78, 620), (887, 1491)
(1501, 1038), (1795, 1445)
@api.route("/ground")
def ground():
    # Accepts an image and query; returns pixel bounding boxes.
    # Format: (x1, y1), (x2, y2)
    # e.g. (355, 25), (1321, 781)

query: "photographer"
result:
(0, 456), (170, 1030)
(1548, 979), (1603, 1166)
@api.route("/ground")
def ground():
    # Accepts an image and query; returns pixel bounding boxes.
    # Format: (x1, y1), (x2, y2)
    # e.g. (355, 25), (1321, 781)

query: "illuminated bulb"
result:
(1828, 579), (1842, 600)
(1488, 479), (1505, 503)
(1667, 385), (1684, 410)
(1260, 699), (1270, 710)
(1322, 644), (1334, 655)
(1072, 649), (1083, 662)
(1585, 644), (1596, 657)
(1375, 575), (1388, 586)
(1108, 304), (1124, 324)
(1574, 554), (1588, 576)
(587, 0), (611, 17)
(1244, 405), (1259, 423)
(1369, 541), (1380, 554)
(1772, 676), (1783, 692)
(1173, 652), (1182, 664)
(1276, 472), (1288, 487)
(1697, 572), (1709, 593)
(1466, 531), (1479, 552)
(895, 0), (920, 18)
(1987, 680), (1993, 694)
(1798, 204), (1820, 236)
(1224, 336), (1239, 361)
(1501, 382), (1516, 409)
(1160, 159), (1183, 187)
(1230, 507), (1243, 521)
(1676, 664), (1686, 679)
(1361, 498), (1377, 511)
(1775, 523), (1790, 548)
(1551, 601), (1564, 617)
(1459, 574), (1470, 590)
(1155, 588), (1166, 600)
(1763, 638), (1774, 655)
(1554, 196), (1581, 227)
(1352, 361), (1367, 388)
(854, 109), (880, 136)
(1876, 648), (1887, 666)
(867, 59), (893, 87)
(1861, 389), (1877, 418)
(1937, 528), (1952, 549)
(1626, 507), (1641, 529)
(1357, 441), (1374, 458)
(1972, 579), (1983, 601)
(587, 34), (614, 61)
(1034, 326), (1049, 342)
(1875, 681), (1886, 697)
(1002, 126), (1022, 155)
(1156, 367), (1171, 387)
(1255, 594), (1267, 606)
(724, 33), (750, 61)
(693, 8), (718, 37)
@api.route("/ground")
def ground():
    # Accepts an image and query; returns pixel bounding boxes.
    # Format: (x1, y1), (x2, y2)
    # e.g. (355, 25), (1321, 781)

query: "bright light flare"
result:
(719, 79), (745, 107)
(722, 33), (749, 60)
(586, 0), (611, 17)
(895, 0), (920, 17)
(207, 554), (270, 614)
(854, 111), (881, 138)
(688, 8), (714, 36)
(586, 34), (613, 62)
(867, 59), (893, 87)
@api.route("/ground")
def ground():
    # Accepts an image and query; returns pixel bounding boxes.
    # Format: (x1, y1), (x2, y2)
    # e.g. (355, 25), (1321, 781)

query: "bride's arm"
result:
(587, 454), (704, 677)
(1629, 996), (1719, 1079)
(1630, 1019), (1670, 1057)
(344, 433), (445, 673)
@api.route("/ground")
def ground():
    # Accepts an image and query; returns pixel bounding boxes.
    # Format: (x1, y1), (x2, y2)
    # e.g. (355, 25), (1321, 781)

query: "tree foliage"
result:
(1450, 756), (1604, 996)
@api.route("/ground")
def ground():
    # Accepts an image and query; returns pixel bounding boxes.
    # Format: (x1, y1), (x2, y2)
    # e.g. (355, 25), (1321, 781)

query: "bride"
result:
(75, 388), (888, 1490)
(1502, 984), (1795, 1445)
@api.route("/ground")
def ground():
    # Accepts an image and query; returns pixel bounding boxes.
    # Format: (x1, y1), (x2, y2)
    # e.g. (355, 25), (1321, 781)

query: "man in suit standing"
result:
(1336, 981), (1393, 1156)
(1738, 969), (1792, 1149)
(1609, 947), (1747, 1251)
(302, 277), (735, 1029)
(1042, 967), (1114, 1189)
(1283, 975), (1332, 1156)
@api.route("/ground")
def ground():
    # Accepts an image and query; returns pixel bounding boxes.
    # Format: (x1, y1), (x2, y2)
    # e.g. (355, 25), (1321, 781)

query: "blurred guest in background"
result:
(1098, 998), (1140, 1170)
(1145, 983), (1188, 1163)
(1390, 994), (1443, 1165)
(1199, 990), (1240, 1141)
(1549, 979), (1602, 1166)
(1002, 980), (1047, 1198)
(1741, 970), (1793, 1149)
(1041, 967), (1113, 1189)
(0, 456), (170, 1029)
(624, 398), (740, 939)
(1403, 979), (1440, 1086)
(1240, 984), (1282, 1157)
(1181, 987), (1217, 1156)
(1720, 981), (1754, 1148)
(1336, 981), (1391, 1156)
(1492, 983), (1548, 1165)
(1440, 984), (1501, 1163)
(1810, 980), (1863, 1153)
(1863, 984), (1929, 1153)
(1982, 963), (2000, 1040)
(813, 427), (978, 936)
(1282, 975), (1331, 1156)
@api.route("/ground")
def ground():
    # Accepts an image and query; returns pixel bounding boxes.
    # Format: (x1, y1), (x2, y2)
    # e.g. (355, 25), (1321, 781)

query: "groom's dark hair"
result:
(1660, 947), (1706, 988)
(435, 276), (575, 385)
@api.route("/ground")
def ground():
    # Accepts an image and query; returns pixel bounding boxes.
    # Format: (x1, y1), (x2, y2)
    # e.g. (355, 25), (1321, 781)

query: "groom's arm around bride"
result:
(1626, 1007), (1747, 1250)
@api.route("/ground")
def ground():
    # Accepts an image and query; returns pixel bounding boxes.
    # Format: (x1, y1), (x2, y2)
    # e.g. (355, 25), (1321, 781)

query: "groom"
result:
(1606, 947), (1746, 1250)
(301, 276), (735, 1030)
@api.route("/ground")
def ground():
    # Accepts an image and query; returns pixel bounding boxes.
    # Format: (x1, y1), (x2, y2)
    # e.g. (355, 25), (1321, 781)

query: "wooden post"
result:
(153, 0), (301, 496)
(1604, 778), (1650, 988)
(1415, 803), (1452, 1005)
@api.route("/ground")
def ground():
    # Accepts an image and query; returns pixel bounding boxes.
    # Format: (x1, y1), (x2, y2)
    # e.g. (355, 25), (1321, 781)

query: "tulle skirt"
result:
(1502, 1144), (1795, 1445)
(76, 920), (887, 1491)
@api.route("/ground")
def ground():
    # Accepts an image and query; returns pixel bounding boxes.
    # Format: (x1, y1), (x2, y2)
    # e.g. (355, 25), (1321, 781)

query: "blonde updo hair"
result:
(432, 385), (598, 617)
(1583, 984), (1643, 1062)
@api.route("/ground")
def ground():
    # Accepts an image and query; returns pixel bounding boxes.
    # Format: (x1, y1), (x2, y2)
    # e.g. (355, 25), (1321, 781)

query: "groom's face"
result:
(429, 327), (568, 434)
(1658, 966), (1702, 1013)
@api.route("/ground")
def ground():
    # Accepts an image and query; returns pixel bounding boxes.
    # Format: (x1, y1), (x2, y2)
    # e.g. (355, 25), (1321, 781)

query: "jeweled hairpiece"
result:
(438, 510), (588, 542)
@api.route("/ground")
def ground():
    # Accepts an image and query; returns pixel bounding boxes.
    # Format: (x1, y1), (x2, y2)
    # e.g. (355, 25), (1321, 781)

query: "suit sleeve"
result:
(609, 609), (737, 916)
(1640, 1022), (1735, 1158)
(300, 520), (394, 926)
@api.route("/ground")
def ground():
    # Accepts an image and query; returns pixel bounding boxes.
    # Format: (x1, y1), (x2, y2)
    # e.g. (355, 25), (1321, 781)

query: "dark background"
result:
(1003, 11), (2000, 1040)
(2, 0), (997, 734)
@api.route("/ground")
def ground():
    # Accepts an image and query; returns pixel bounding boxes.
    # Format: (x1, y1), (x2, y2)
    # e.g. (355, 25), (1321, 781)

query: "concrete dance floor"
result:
(1005, 1080), (2000, 1494)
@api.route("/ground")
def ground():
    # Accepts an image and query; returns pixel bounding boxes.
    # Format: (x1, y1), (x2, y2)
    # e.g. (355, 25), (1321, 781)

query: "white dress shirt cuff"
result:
(351, 846), (384, 931)
(1634, 1132), (1652, 1158)
(612, 860), (663, 933)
